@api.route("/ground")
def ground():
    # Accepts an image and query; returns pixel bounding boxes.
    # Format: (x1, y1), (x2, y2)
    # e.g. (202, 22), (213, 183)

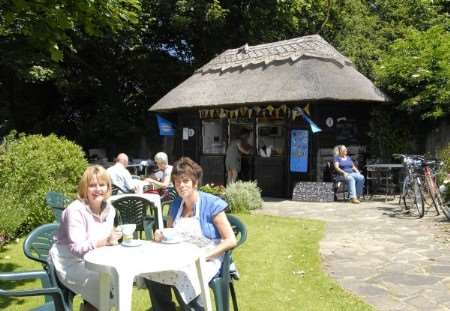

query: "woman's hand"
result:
(144, 177), (155, 184)
(153, 229), (164, 242)
(107, 228), (122, 246)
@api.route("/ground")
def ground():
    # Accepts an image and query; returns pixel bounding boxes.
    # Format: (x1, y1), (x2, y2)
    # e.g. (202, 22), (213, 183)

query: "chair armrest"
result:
(0, 270), (50, 286)
(0, 286), (61, 298)
(0, 286), (67, 310)
(0, 270), (58, 305)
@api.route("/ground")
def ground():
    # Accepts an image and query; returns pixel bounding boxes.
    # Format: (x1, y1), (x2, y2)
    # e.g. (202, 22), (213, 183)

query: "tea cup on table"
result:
(120, 224), (136, 242)
(161, 228), (179, 242)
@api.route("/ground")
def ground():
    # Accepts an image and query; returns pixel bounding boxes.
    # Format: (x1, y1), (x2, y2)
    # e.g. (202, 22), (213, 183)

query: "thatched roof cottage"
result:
(150, 34), (388, 198)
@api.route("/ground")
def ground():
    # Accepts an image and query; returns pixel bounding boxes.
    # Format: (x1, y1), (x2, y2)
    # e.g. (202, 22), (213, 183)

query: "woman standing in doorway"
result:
(225, 128), (252, 184)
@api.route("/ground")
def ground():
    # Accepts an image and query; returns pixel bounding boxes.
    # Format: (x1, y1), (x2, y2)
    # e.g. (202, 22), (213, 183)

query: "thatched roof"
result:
(150, 35), (388, 112)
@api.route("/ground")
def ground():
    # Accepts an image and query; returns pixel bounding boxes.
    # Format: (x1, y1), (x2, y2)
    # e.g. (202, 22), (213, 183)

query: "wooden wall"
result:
(173, 101), (376, 198)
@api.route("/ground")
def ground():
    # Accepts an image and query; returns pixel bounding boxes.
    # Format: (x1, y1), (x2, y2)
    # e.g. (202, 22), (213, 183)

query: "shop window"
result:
(202, 120), (226, 154)
(257, 120), (285, 157)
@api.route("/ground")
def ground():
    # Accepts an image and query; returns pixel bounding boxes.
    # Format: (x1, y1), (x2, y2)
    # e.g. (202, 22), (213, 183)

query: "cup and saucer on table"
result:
(118, 224), (142, 247)
(160, 228), (182, 244)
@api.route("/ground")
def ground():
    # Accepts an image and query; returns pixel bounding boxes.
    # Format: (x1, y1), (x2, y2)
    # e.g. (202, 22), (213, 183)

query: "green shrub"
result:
(438, 144), (450, 203)
(199, 183), (226, 197)
(224, 181), (262, 213)
(0, 131), (87, 240)
(439, 143), (450, 174)
(444, 184), (450, 203)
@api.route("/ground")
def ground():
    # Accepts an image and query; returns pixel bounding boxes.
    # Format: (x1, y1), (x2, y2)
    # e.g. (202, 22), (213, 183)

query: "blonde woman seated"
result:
(49, 165), (122, 311)
(333, 145), (365, 204)
(144, 157), (237, 311)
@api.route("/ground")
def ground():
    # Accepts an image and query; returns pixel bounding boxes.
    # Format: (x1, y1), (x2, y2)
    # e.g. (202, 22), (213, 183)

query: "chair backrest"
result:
(23, 223), (59, 266)
(111, 184), (133, 195)
(111, 196), (152, 233)
(227, 214), (247, 248)
(45, 192), (67, 223)
(326, 160), (341, 180)
(219, 214), (247, 278)
(160, 187), (178, 213)
(323, 161), (334, 182)
(211, 214), (247, 311)
(23, 223), (75, 310)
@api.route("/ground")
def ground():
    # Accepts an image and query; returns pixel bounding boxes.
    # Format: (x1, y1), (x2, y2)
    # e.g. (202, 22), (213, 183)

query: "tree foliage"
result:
(0, 0), (141, 79)
(374, 25), (450, 119)
(0, 0), (449, 158)
(367, 107), (416, 160)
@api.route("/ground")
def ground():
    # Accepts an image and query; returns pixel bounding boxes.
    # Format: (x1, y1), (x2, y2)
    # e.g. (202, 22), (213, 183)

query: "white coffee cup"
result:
(121, 224), (136, 241)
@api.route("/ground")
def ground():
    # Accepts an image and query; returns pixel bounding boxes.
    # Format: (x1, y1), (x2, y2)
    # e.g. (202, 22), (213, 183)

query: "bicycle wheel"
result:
(401, 176), (410, 209)
(435, 190), (450, 220)
(402, 178), (422, 218)
(423, 175), (440, 215)
(413, 178), (425, 218)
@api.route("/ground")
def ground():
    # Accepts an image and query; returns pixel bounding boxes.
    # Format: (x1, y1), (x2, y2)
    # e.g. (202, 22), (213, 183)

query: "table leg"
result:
(385, 171), (389, 202)
(195, 256), (212, 311)
(157, 205), (164, 229)
(115, 270), (135, 311)
(98, 272), (111, 311)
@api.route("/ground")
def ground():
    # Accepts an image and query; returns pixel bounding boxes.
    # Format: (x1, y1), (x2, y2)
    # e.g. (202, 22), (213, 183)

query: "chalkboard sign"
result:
(292, 182), (334, 202)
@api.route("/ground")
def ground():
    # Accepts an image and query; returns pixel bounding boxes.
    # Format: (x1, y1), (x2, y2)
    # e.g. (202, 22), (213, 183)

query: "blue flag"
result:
(156, 115), (175, 136)
(299, 108), (322, 133)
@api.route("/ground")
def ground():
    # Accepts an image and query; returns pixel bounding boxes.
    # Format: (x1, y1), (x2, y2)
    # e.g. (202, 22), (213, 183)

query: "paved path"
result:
(256, 197), (450, 311)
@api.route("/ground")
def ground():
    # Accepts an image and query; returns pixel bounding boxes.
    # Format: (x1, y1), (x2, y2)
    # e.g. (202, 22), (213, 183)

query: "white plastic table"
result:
(84, 241), (212, 311)
(108, 193), (163, 230)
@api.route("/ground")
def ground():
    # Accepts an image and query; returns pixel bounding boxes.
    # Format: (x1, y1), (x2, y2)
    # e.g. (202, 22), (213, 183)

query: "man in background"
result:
(107, 153), (138, 193)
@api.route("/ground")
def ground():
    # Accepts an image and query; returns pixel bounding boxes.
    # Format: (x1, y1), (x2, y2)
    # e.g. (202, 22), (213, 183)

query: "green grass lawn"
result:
(0, 214), (374, 310)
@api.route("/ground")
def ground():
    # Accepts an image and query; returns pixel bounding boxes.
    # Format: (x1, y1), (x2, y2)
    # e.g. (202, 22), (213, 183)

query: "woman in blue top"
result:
(333, 145), (365, 204)
(145, 157), (237, 311)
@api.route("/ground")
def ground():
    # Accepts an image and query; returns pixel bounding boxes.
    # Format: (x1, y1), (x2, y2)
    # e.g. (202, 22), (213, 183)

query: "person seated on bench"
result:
(333, 145), (365, 204)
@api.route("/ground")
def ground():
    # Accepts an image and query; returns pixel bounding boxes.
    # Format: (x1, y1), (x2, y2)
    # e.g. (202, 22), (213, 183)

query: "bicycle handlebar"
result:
(392, 154), (443, 171)
(392, 153), (425, 160)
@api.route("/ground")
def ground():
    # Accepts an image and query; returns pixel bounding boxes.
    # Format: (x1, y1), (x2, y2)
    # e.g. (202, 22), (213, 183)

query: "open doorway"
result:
(228, 120), (254, 182)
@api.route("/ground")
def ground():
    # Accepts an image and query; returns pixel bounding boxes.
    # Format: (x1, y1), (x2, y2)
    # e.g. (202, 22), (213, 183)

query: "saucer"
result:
(121, 239), (142, 247)
(161, 238), (181, 244)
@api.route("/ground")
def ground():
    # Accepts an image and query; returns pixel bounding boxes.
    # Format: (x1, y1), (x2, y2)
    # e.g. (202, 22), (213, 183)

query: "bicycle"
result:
(421, 159), (450, 220)
(394, 154), (425, 218)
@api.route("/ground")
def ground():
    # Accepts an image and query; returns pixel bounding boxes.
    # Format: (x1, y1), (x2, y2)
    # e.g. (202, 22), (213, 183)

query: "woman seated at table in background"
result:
(144, 151), (176, 201)
(333, 144), (365, 204)
(49, 165), (122, 311)
(144, 157), (237, 311)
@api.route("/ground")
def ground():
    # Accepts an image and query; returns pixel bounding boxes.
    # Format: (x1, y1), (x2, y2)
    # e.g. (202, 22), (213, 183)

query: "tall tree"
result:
(374, 25), (450, 119)
(0, 0), (141, 140)
(0, 0), (140, 77)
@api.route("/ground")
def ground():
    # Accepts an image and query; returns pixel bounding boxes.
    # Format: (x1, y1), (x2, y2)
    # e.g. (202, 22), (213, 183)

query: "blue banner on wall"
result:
(290, 129), (308, 172)
(156, 115), (175, 136)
